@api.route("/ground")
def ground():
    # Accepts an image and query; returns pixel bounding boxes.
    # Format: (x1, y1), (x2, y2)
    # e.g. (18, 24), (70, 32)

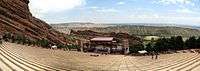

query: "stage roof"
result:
(90, 37), (114, 42)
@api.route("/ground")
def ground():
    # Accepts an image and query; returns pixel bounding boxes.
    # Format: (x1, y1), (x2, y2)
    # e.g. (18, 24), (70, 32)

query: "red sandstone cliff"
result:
(0, 0), (66, 44)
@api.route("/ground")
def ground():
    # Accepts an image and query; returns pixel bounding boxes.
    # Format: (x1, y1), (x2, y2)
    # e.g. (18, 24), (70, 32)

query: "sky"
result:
(29, 0), (200, 26)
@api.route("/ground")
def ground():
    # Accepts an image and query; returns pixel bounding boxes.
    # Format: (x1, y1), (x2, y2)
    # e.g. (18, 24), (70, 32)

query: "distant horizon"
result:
(50, 22), (200, 26)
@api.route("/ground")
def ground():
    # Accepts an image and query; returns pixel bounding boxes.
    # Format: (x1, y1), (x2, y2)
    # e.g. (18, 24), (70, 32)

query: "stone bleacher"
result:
(1, 42), (200, 71)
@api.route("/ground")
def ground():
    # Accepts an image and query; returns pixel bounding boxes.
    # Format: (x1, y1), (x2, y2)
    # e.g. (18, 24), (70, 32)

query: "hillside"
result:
(52, 23), (200, 37)
(92, 25), (200, 37)
(0, 0), (66, 44)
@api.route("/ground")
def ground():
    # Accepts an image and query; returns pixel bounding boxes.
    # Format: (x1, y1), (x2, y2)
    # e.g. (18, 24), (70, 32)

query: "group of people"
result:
(151, 51), (159, 59)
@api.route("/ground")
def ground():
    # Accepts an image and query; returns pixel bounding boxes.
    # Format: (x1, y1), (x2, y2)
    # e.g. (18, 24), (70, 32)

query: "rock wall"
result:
(0, 0), (66, 44)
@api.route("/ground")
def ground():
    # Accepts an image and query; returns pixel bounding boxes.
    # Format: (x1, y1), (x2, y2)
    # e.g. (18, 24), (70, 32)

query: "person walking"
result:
(155, 50), (159, 59)
(151, 51), (154, 59)
(155, 52), (158, 59)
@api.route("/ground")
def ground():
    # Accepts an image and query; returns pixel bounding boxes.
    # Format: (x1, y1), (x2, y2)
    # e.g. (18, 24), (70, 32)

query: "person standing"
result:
(155, 51), (158, 59)
(151, 51), (154, 59)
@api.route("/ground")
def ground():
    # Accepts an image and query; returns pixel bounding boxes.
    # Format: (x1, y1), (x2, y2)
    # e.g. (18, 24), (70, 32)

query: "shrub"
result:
(0, 39), (2, 44)
(145, 42), (155, 52)
(37, 38), (49, 48)
(25, 38), (32, 46)
(3, 32), (12, 41)
(57, 43), (65, 49)
(175, 36), (184, 50)
(67, 44), (80, 50)
(154, 38), (170, 52)
(15, 34), (24, 44)
(129, 44), (145, 53)
(185, 36), (197, 49)
(196, 37), (200, 48)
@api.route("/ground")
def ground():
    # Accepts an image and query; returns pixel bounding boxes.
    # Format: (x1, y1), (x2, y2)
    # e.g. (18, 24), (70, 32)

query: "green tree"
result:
(145, 42), (155, 52)
(39, 38), (49, 48)
(169, 36), (184, 50)
(185, 36), (197, 49)
(57, 43), (65, 49)
(169, 36), (176, 50)
(153, 36), (184, 52)
(11, 35), (15, 43)
(26, 38), (32, 46)
(21, 36), (26, 45)
(15, 34), (23, 44)
(67, 44), (80, 50)
(3, 32), (12, 41)
(196, 37), (200, 48)
(129, 44), (145, 53)
(175, 36), (184, 50)
(154, 38), (171, 52)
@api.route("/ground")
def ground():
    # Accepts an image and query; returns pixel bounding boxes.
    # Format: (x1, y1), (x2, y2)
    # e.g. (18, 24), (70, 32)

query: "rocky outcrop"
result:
(71, 30), (143, 45)
(0, 0), (66, 44)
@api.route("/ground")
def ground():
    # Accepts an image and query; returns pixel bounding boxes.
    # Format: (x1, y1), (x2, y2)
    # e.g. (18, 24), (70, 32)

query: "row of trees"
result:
(1, 32), (80, 50)
(146, 36), (184, 52)
(185, 36), (200, 49)
(130, 36), (200, 53)
(2, 32), (39, 46)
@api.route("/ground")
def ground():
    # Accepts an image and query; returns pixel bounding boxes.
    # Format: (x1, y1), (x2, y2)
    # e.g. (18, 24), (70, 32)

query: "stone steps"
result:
(157, 54), (200, 71)
(180, 59), (200, 71)
(0, 45), (49, 71)
(2, 42), (200, 71)
(1, 44), (71, 71)
(123, 53), (197, 71)
(0, 46), (24, 71)
(170, 55), (200, 71)
(0, 42), (67, 71)
(0, 55), (14, 71)
(149, 53), (199, 71)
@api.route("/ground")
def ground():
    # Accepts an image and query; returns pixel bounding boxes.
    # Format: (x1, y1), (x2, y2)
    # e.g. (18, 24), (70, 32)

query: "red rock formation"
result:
(0, 0), (66, 44)
(71, 30), (143, 45)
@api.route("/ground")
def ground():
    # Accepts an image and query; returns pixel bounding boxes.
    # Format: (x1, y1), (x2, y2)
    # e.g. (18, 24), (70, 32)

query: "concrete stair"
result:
(1, 42), (200, 71)
(0, 42), (67, 71)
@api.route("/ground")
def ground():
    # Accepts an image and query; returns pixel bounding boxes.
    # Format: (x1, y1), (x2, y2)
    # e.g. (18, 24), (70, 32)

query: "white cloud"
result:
(130, 13), (160, 19)
(96, 8), (118, 13)
(176, 8), (197, 14)
(129, 13), (200, 25)
(117, 2), (125, 5)
(29, 0), (86, 18)
(89, 6), (99, 9)
(155, 0), (194, 5)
